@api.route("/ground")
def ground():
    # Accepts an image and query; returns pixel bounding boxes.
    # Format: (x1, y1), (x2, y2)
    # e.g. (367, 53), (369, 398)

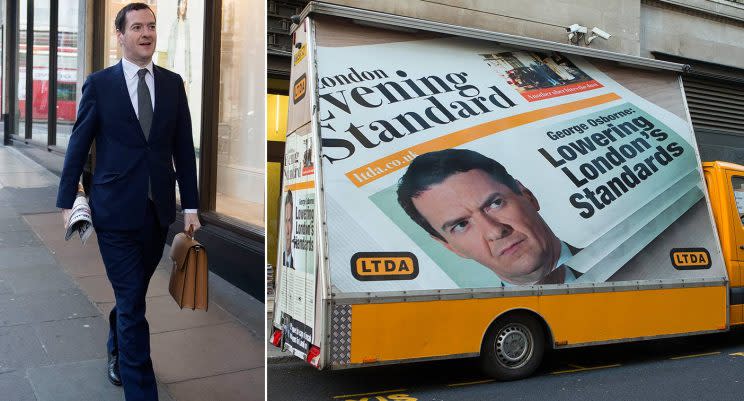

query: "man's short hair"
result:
(396, 148), (520, 241)
(115, 2), (156, 32)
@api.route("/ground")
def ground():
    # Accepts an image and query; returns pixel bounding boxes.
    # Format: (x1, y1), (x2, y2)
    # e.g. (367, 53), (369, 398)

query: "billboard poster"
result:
(314, 24), (726, 292)
(274, 123), (318, 358)
(273, 19), (319, 359)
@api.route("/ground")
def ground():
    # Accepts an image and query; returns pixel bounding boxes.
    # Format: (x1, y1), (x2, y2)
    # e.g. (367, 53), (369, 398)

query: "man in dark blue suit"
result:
(56, 3), (200, 400)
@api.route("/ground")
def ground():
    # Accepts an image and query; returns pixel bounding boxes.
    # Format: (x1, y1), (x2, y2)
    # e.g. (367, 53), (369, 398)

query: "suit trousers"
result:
(97, 200), (167, 401)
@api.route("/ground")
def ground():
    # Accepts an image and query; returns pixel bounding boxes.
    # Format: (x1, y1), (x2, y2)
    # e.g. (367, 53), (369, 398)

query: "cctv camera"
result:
(591, 27), (611, 40)
(566, 24), (588, 34)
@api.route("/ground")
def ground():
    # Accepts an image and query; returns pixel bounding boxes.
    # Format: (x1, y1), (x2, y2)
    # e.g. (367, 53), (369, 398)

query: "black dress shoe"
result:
(107, 353), (122, 386)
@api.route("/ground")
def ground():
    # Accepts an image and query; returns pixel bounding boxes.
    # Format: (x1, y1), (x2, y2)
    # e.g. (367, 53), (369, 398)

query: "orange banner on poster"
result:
(285, 181), (315, 191)
(345, 92), (622, 187)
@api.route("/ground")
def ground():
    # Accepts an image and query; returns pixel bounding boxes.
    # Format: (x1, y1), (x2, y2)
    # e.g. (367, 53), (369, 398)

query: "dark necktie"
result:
(137, 68), (154, 200)
(137, 68), (153, 140)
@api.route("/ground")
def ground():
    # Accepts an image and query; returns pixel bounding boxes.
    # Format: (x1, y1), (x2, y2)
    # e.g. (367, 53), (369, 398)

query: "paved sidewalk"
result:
(0, 146), (265, 401)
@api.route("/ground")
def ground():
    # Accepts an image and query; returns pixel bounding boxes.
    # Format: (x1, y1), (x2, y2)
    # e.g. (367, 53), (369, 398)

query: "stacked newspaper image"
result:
(64, 192), (94, 244)
(568, 169), (703, 282)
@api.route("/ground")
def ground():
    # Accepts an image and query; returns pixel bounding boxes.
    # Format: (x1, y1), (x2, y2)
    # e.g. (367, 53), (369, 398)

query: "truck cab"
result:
(703, 161), (744, 325)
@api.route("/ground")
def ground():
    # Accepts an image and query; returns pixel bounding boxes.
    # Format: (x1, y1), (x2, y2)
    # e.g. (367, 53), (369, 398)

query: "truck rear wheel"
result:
(480, 313), (545, 381)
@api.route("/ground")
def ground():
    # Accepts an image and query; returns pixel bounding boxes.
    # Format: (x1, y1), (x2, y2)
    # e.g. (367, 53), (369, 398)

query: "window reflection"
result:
(56, 0), (84, 148)
(16, 0), (27, 138)
(215, 0), (265, 228)
(30, 0), (50, 145)
(1, 26), (4, 119)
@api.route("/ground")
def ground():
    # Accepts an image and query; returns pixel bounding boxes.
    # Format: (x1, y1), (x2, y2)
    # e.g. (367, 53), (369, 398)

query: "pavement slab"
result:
(2, 263), (78, 294)
(27, 359), (175, 401)
(96, 301), (115, 318)
(0, 371), (38, 401)
(0, 186), (59, 203)
(0, 216), (33, 232)
(166, 368), (265, 401)
(0, 246), (57, 269)
(144, 295), (235, 334)
(0, 280), (13, 296)
(0, 229), (42, 248)
(211, 273), (267, 337)
(146, 268), (175, 298)
(151, 322), (265, 383)
(0, 159), (46, 173)
(58, 257), (108, 278)
(0, 172), (59, 189)
(0, 324), (51, 373)
(33, 317), (109, 364)
(45, 238), (104, 263)
(0, 289), (101, 326)
(76, 275), (115, 303)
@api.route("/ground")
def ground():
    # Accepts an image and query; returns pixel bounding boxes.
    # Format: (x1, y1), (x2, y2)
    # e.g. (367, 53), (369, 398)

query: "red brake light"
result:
(270, 328), (282, 347)
(306, 345), (321, 368)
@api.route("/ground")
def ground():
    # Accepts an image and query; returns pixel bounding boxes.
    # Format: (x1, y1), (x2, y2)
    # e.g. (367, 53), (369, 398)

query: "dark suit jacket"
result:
(537, 243), (583, 285)
(56, 61), (199, 231)
(282, 251), (294, 270)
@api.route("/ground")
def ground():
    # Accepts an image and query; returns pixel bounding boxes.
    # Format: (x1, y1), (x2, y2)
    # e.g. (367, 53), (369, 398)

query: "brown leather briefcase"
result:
(169, 225), (209, 311)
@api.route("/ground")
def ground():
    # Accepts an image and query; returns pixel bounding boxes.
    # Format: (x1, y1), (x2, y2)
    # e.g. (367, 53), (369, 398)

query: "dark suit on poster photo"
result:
(56, 3), (200, 401)
(283, 190), (295, 269)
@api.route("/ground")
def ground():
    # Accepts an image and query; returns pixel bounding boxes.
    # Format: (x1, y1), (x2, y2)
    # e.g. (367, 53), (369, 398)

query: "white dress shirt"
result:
(121, 57), (155, 118)
(121, 57), (196, 215)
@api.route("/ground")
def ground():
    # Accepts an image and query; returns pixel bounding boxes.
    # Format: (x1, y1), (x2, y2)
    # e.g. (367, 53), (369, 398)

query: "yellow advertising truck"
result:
(270, 1), (744, 380)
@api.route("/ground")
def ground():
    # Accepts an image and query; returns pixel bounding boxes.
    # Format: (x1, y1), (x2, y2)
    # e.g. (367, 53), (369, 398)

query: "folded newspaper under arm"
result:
(64, 191), (94, 244)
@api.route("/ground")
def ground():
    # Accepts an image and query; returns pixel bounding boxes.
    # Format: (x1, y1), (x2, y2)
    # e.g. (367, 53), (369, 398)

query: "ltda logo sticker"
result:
(293, 73), (307, 104)
(351, 252), (419, 281)
(670, 248), (712, 270)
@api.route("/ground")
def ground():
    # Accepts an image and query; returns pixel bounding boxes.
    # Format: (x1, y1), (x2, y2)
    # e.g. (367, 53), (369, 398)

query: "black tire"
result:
(480, 313), (545, 381)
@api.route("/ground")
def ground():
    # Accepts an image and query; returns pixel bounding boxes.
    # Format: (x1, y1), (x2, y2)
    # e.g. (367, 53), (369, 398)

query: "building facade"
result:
(1, 0), (266, 301)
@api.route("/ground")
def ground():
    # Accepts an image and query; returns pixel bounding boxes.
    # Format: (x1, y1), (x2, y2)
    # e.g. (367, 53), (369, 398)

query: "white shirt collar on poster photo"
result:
(501, 241), (576, 287)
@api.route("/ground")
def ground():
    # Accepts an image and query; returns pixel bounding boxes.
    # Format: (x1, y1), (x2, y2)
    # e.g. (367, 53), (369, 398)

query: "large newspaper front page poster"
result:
(276, 125), (318, 358)
(315, 20), (726, 293)
(273, 18), (318, 359)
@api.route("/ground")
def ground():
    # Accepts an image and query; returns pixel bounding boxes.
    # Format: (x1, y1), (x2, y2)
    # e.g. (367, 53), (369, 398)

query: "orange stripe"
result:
(285, 180), (315, 191)
(344, 92), (622, 187)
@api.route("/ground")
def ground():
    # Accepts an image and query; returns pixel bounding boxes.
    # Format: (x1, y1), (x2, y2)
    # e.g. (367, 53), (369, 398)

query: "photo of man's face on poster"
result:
(397, 148), (580, 285)
(283, 191), (294, 269)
